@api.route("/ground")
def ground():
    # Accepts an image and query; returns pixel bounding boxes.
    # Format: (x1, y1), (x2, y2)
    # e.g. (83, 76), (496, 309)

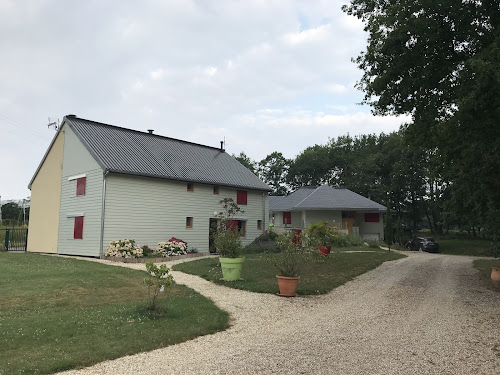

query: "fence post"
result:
(25, 228), (29, 251)
(4, 229), (9, 251)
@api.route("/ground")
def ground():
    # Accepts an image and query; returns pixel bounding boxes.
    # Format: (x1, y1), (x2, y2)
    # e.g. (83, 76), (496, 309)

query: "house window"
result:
(213, 186), (219, 195)
(76, 177), (86, 196)
(74, 216), (84, 239)
(237, 190), (247, 205)
(226, 219), (246, 237)
(365, 213), (380, 222)
(186, 217), (193, 228)
(283, 212), (291, 225)
(257, 220), (262, 230)
(187, 182), (194, 192)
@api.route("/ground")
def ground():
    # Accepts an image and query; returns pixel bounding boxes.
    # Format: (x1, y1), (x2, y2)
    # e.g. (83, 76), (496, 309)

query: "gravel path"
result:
(61, 252), (500, 375)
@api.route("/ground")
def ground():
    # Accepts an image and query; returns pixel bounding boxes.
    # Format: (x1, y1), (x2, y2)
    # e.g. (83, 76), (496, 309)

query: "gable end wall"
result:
(57, 125), (103, 257)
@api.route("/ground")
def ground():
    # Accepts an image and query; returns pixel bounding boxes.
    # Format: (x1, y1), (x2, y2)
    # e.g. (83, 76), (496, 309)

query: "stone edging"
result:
(102, 253), (208, 263)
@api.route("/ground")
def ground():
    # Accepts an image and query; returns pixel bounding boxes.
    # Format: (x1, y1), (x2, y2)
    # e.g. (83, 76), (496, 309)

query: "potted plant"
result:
(269, 230), (310, 297)
(214, 198), (245, 281)
(305, 220), (337, 257)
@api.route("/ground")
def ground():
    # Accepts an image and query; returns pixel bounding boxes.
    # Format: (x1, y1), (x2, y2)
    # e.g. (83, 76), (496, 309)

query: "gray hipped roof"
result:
(29, 116), (271, 191)
(269, 185), (386, 212)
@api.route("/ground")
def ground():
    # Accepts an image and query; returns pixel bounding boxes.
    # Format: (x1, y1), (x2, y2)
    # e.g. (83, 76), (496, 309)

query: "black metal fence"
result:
(1, 228), (28, 251)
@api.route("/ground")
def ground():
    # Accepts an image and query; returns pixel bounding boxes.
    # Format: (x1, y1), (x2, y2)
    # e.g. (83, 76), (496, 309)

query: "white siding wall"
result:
(103, 174), (268, 254)
(58, 125), (103, 257)
(356, 212), (384, 241)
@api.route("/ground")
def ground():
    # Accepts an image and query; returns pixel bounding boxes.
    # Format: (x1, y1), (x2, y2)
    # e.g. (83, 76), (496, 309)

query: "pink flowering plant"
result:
(141, 245), (158, 257)
(157, 237), (188, 256)
(105, 239), (143, 258)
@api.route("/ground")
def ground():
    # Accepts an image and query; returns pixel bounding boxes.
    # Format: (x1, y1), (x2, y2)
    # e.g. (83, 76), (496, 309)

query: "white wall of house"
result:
(356, 212), (384, 241)
(270, 209), (385, 240)
(102, 174), (268, 254)
(57, 125), (104, 257)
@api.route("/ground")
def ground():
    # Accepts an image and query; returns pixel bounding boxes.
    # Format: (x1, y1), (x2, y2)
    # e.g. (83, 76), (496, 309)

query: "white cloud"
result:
(150, 68), (165, 80)
(282, 24), (331, 46)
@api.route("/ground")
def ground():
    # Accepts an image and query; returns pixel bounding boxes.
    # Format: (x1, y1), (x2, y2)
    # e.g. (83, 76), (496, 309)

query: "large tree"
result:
(343, 0), (500, 234)
(257, 152), (291, 196)
(233, 152), (257, 175)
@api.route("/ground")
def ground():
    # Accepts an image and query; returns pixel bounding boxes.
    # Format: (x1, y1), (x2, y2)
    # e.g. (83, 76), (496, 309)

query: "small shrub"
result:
(244, 231), (279, 254)
(332, 233), (364, 247)
(141, 245), (156, 257)
(157, 237), (188, 256)
(213, 197), (244, 258)
(366, 240), (381, 248)
(105, 239), (143, 258)
(266, 231), (312, 277)
(215, 228), (242, 258)
(143, 261), (174, 312)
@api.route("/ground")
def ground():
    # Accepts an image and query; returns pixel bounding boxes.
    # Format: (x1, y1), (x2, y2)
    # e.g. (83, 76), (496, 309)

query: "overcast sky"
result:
(0, 0), (408, 200)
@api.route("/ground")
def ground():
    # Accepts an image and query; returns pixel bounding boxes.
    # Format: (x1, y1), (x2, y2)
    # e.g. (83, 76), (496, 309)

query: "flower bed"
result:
(103, 237), (200, 262)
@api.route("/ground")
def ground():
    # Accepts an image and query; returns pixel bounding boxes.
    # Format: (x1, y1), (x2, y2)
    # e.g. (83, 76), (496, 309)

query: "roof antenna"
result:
(47, 117), (60, 131)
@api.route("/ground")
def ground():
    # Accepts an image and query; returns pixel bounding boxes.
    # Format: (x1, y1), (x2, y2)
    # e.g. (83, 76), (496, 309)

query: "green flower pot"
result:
(219, 257), (245, 281)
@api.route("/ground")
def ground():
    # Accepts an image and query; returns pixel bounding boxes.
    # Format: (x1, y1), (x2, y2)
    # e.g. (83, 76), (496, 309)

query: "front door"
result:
(209, 218), (219, 253)
(342, 218), (354, 234)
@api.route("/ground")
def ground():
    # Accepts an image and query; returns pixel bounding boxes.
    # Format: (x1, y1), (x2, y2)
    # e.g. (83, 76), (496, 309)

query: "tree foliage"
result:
(343, 0), (500, 235)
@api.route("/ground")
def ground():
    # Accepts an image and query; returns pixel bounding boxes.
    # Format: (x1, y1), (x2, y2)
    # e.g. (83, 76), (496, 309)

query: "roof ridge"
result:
(293, 186), (320, 208)
(65, 115), (223, 152)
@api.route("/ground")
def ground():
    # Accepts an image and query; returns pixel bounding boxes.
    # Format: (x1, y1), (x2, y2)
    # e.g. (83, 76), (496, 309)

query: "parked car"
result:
(405, 237), (440, 253)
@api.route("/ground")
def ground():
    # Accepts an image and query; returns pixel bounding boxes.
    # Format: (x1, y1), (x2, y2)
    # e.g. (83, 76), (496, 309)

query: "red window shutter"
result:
(74, 216), (84, 239)
(237, 190), (247, 205)
(76, 177), (86, 196)
(283, 212), (291, 225)
(365, 213), (380, 222)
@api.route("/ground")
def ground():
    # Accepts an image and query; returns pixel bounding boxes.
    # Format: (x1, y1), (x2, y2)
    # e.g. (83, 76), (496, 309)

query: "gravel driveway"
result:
(61, 252), (500, 375)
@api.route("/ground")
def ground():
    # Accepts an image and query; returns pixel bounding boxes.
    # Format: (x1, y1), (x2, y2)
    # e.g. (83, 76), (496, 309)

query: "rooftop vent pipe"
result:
(147, 129), (154, 134)
(220, 141), (224, 152)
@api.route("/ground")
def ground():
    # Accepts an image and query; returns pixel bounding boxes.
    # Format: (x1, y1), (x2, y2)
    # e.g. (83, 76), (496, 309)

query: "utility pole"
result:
(0, 194), (2, 223)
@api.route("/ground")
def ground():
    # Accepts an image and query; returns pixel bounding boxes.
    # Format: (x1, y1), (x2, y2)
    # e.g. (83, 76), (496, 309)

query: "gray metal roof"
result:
(270, 185), (385, 212)
(32, 115), (271, 191)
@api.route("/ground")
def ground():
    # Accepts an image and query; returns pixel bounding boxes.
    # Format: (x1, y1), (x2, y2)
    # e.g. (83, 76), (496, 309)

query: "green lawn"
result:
(473, 259), (500, 290)
(0, 253), (229, 375)
(172, 247), (406, 295)
(436, 238), (492, 257)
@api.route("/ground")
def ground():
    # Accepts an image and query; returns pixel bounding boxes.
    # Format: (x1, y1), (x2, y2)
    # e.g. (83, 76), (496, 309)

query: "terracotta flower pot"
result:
(317, 245), (331, 258)
(277, 275), (300, 297)
(491, 266), (500, 290)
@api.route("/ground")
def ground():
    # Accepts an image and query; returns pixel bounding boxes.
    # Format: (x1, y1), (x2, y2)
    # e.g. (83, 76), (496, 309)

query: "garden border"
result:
(102, 253), (207, 263)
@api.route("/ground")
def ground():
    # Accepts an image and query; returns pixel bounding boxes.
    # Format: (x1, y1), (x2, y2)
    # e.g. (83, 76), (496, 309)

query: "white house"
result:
(269, 185), (386, 241)
(27, 115), (271, 257)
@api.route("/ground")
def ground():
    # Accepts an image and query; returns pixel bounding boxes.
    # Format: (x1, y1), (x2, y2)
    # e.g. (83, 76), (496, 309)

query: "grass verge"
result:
(0, 253), (229, 375)
(473, 259), (500, 291)
(173, 247), (405, 295)
(437, 238), (492, 257)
